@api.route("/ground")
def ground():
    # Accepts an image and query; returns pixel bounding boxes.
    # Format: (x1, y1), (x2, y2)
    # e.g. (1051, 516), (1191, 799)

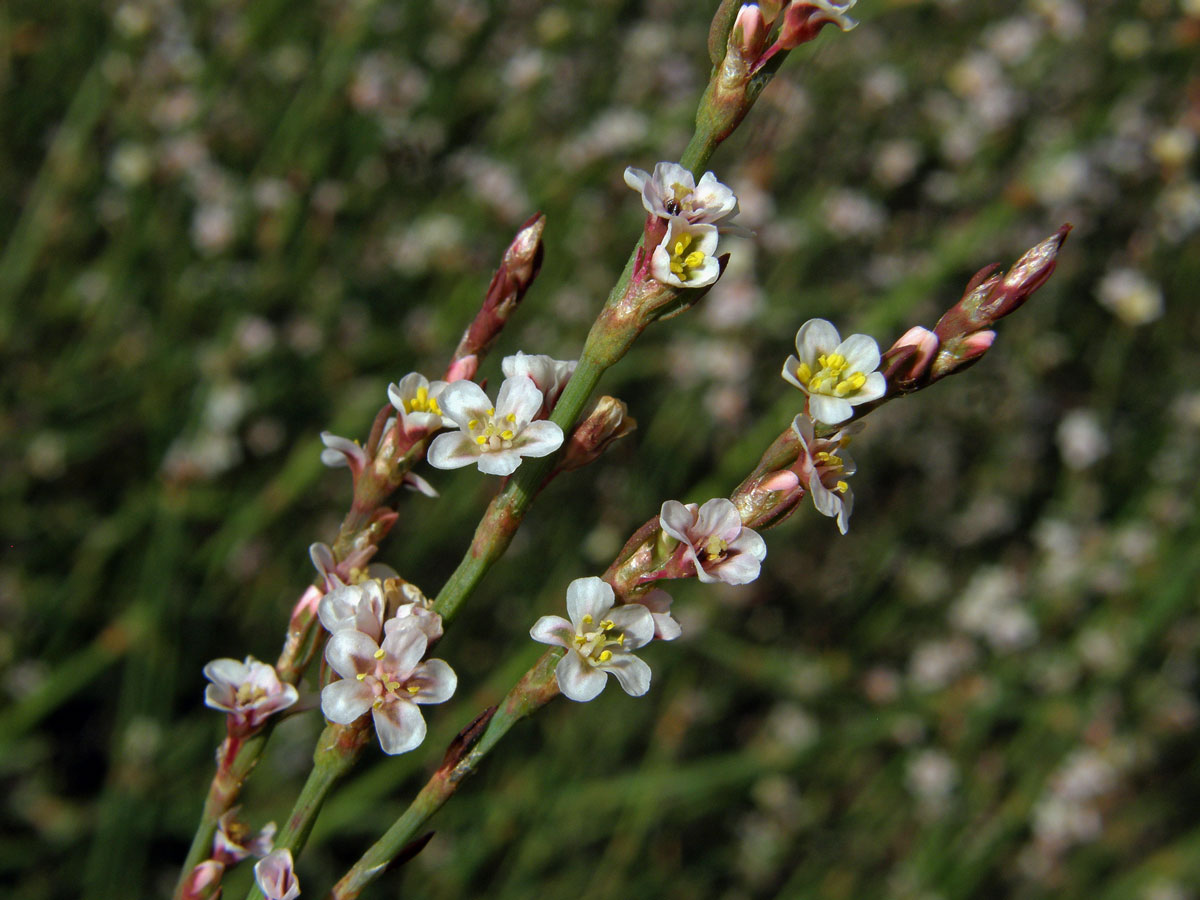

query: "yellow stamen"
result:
(836, 480), (849, 493)
(598, 650), (613, 662)
(386, 681), (401, 691)
(374, 649), (386, 660)
(406, 685), (420, 694)
(356, 673), (367, 681)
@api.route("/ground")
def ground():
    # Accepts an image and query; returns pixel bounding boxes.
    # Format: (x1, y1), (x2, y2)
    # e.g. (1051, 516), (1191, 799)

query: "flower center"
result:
(466, 406), (517, 452)
(357, 648), (421, 707)
(667, 233), (708, 281)
(703, 534), (729, 562)
(406, 386), (442, 416)
(665, 181), (693, 217)
(814, 450), (850, 494)
(796, 353), (868, 397)
(235, 682), (268, 706)
(573, 613), (626, 666)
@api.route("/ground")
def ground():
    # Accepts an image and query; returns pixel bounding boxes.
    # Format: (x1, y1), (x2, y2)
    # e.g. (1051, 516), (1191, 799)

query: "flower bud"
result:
(929, 330), (996, 381)
(733, 4), (769, 59)
(732, 468), (805, 531)
(180, 860), (225, 900)
(777, 0), (858, 51)
(559, 397), (636, 472)
(881, 325), (939, 392)
(444, 354), (478, 383)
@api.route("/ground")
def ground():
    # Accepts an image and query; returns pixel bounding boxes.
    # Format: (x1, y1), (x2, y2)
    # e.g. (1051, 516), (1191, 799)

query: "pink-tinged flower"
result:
(203, 657), (298, 734)
(319, 431), (368, 477)
(387, 372), (451, 437)
(782, 318), (886, 424)
(212, 807), (275, 864)
(427, 377), (564, 477)
(317, 580), (386, 641)
(792, 413), (858, 534)
(530, 577), (655, 702)
(382, 579), (444, 642)
(624, 162), (739, 226)
(180, 860), (224, 900)
(254, 849), (299, 900)
(501, 351), (577, 418)
(321, 621), (456, 755)
(650, 217), (721, 288)
(633, 589), (682, 641)
(777, 0), (858, 49)
(659, 498), (766, 585)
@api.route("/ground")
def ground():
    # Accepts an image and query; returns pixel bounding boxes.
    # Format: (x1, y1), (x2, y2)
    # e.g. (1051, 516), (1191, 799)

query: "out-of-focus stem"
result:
(329, 650), (563, 900)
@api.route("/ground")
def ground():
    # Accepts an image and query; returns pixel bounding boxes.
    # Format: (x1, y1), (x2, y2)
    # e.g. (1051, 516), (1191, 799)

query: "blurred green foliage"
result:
(2, 0), (1199, 898)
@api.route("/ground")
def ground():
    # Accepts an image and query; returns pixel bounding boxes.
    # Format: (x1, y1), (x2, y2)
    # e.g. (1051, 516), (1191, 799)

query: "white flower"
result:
(650, 217), (721, 288)
(317, 580), (386, 641)
(624, 162), (739, 226)
(321, 620), (456, 755)
(791, 414), (857, 534)
(254, 849), (300, 900)
(387, 372), (451, 435)
(427, 377), (564, 476)
(781, 318), (886, 424)
(659, 498), (766, 585)
(530, 577), (655, 702)
(501, 351), (577, 418)
(203, 657), (298, 733)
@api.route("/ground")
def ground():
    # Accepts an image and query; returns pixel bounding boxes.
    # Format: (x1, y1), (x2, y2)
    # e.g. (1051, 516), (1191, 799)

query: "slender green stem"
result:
(330, 650), (563, 899)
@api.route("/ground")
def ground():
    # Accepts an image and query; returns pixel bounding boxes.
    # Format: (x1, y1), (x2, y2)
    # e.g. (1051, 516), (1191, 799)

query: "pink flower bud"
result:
(180, 860), (225, 900)
(929, 330), (996, 381)
(733, 4), (768, 58)
(881, 325), (939, 391)
(444, 354), (478, 383)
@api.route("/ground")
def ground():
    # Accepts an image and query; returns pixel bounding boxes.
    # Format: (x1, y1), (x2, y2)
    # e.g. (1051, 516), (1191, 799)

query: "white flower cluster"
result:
(317, 580), (456, 755)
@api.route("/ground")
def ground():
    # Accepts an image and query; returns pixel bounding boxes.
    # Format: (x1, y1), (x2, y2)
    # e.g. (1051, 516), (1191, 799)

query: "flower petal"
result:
(514, 419), (564, 458)
(713, 548), (764, 585)
(780, 355), (806, 391)
(607, 602), (655, 650)
(556, 652), (608, 702)
(694, 497), (742, 542)
(373, 699), (427, 755)
(808, 393), (853, 425)
(437, 380), (493, 428)
(658, 500), (698, 543)
(427, 432), (480, 470)
(380, 623), (428, 680)
(836, 333), (881, 373)
(495, 375), (544, 430)
(410, 658), (457, 705)
(325, 630), (378, 679)
(854, 371), (887, 404)
(530, 615), (574, 648)
(604, 653), (652, 697)
(623, 166), (649, 194)
(565, 576), (615, 626)
(795, 318), (841, 365)
(476, 448), (522, 477)
(320, 678), (372, 724)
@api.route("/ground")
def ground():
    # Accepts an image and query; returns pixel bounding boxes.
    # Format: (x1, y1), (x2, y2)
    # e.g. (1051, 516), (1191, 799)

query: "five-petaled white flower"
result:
(501, 351), (577, 419)
(659, 498), (766, 585)
(321, 620), (456, 755)
(781, 318), (886, 425)
(530, 577), (654, 702)
(203, 656), (299, 734)
(387, 372), (451, 436)
(651, 217), (721, 288)
(254, 849), (300, 900)
(624, 162), (739, 226)
(792, 413), (858, 534)
(427, 376), (564, 476)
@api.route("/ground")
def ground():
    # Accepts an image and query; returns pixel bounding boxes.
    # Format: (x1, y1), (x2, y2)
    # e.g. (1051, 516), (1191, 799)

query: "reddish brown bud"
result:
(559, 397), (637, 472)
(881, 326), (939, 393)
(449, 213), (545, 371)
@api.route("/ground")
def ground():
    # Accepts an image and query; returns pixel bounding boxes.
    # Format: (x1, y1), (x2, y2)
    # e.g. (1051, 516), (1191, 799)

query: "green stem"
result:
(330, 650), (563, 899)
(244, 722), (371, 900)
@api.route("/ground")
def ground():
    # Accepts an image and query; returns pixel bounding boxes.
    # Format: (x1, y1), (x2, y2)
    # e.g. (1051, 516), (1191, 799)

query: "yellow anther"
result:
(616, 633), (625, 646)
(476, 435), (487, 445)
(407, 684), (420, 694)
(796, 362), (813, 384)
(386, 681), (401, 691)
(836, 480), (849, 493)
(670, 260), (684, 275)
(356, 673), (367, 681)
(506, 413), (516, 422)
(598, 650), (613, 662)
(501, 430), (515, 440)
(374, 648), (386, 660)
(373, 698), (383, 709)
(582, 614), (593, 625)
(467, 419), (479, 430)
(599, 619), (614, 631)
(487, 407), (495, 416)
(685, 250), (706, 268)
